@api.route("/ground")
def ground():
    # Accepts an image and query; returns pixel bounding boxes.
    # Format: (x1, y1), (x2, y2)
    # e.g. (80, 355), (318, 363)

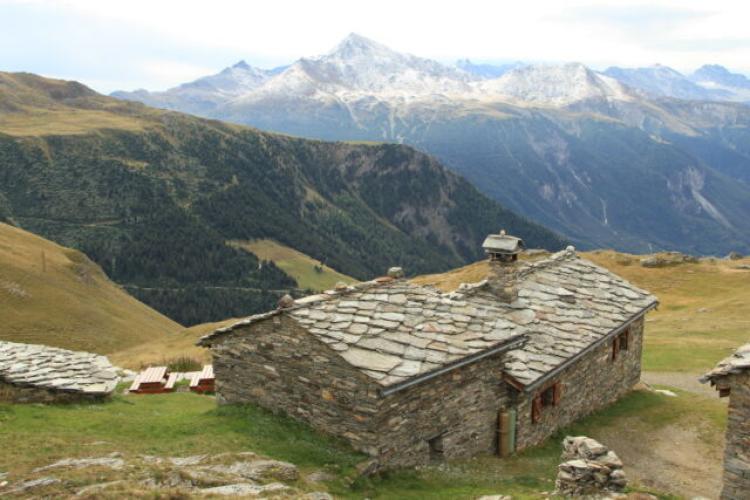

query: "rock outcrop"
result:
(640, 252), (698, 268)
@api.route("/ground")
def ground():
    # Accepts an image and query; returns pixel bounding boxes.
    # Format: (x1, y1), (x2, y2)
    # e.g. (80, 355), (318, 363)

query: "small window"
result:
(532, 382), (562, 423)
(611, 328), (630, 361)
(427, 434), (445, 462)
(541, 385), (556, 407)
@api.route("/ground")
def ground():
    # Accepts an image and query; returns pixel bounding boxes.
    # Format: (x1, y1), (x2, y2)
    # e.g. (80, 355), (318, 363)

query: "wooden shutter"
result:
(622, 329), (630, 350)
(553, 382), (562, 406)
(612, 336), (620, 361)
(532, 395), (542, 423)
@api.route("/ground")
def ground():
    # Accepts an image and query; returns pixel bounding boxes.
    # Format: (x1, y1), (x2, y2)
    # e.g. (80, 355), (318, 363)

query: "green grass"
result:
(229, 239), (357, 291)
(0, 389), (721, 498)
(0, 393), (363, 478)
(585, 251), (750, 373)
(346, 390), (714, 499)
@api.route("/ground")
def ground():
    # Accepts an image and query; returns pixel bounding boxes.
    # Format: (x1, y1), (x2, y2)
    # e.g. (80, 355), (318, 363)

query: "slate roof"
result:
(0, 341), (120, 395)
(701, 343), (750, 383)
(200, 248), (657, 391)
(472, 250), (657, 386)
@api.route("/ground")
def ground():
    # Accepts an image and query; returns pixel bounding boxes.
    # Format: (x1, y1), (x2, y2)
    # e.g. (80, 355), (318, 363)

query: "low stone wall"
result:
(0, 380), (107, 404)
(514, 316), (644, 450)
(721, 371), (750, 500)
(374, 352), (510, 468)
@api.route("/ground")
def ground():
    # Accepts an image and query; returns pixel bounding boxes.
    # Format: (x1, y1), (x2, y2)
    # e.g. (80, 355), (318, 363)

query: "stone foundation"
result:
(0, 380), (107, 404)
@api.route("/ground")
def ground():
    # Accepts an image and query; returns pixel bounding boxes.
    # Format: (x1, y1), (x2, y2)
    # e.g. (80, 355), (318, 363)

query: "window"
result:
(532, 382), (562, 423)
(611, 328), (630, 361)
(427, 434), (445, 461)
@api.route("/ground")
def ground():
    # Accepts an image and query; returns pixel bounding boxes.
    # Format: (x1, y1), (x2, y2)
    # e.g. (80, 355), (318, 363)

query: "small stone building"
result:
(199, 234), (657, 469)
(701, 343), (750, 500)
(0, 341), (120, 403)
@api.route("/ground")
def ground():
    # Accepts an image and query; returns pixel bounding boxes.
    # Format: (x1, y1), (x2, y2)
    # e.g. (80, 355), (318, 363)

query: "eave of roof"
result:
(520, 302), (658, 393)
(700, 343), (750, 384)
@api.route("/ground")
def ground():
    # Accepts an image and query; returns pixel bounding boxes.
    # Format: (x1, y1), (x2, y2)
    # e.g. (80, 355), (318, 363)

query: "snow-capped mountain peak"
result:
(481, 62), (633, 105)
(326, 33), (396, 60)
(263, 33), (475, 96)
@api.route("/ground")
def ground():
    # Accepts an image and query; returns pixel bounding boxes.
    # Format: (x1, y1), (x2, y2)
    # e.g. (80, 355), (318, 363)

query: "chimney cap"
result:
(482, 231), (525, 256)
(387, 267), (405, 278)
(277, 294), (295, 309)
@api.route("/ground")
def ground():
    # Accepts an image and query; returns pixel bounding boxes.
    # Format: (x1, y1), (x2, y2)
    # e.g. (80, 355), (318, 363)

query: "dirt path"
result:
(588, 374), (727, 499)
(595, 417), (724, 499)
(643, 371), (723, 399)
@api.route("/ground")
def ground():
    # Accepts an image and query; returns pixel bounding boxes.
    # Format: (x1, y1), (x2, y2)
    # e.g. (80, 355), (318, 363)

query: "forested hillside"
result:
(0, 72), (566, 325)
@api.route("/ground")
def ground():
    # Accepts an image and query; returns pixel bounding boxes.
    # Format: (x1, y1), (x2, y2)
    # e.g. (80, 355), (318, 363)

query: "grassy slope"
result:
(414, 250), (750, 373)
(0, 389), (721, 498)
(230, 239), (357, 291)
(108, 318), (237, 369)
(0, 222), (182, 354)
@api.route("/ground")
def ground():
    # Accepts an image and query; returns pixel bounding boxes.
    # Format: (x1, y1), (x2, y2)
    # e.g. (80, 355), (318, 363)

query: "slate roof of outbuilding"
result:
(0, 341), (120, 395)
(200, 248), (657, 390)
(700, 343), (750, 383)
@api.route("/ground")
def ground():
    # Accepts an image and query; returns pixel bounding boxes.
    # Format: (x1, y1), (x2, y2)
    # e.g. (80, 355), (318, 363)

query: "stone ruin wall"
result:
(721, 371), (750, 500)
(514, 316), (644, 450)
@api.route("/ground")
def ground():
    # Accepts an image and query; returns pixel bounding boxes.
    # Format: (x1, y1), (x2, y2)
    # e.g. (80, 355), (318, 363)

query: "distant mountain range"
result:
(113, 33), (750, 255)
(0, 71), (565, 325)
(603, 64), (750, 103)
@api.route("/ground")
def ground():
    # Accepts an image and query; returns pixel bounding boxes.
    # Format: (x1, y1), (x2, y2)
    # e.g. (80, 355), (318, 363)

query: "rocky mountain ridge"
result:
(112, 34), (750, 255)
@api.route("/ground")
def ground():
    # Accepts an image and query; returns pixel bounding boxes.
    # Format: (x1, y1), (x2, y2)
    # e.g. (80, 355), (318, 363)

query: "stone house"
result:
(0, 341), (120, 403)
(199, 233), (657, 470)
(701, 343), (750, 499)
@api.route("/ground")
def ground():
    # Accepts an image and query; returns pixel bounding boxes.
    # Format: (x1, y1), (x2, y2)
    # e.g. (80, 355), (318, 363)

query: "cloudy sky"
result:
(1, 0), (749, 93)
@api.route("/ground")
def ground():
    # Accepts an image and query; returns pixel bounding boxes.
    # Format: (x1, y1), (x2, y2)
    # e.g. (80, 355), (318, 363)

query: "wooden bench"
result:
(189, 365), (215, 393)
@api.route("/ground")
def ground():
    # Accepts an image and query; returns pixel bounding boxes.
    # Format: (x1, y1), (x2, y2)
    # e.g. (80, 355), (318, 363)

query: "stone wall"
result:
(210, 316), (383, 455)
(373, 353), (510, 468)
(0, 380), (107, 404)
(721, 371), (750, 500)
(210, 317), (512, 468)
(514, 316), (644, 450)
(210, 315), (645, 469)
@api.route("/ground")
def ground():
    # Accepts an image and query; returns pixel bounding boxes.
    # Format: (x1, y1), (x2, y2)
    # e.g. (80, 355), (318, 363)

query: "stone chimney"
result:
(483, 230), (525, 302)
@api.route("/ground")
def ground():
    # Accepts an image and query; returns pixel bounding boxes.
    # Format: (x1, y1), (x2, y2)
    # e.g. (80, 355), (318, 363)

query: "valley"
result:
(2, 4), (750, 499)
(0, 71), (565, 326)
